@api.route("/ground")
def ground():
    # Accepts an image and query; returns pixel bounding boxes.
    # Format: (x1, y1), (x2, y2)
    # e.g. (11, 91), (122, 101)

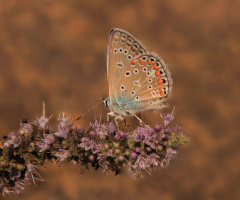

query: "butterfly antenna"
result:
(171, 106), (176, 116)
(73, 100), (103, 123)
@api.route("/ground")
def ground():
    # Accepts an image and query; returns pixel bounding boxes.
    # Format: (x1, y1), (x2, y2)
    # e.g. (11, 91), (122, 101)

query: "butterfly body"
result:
(105, 28), (173, 124)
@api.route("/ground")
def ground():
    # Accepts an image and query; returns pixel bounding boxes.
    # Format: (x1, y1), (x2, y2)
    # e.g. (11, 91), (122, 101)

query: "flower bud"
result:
(89, 155), (95, 162)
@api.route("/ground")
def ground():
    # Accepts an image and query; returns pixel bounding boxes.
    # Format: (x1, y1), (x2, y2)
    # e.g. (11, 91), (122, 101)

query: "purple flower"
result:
(108, 122), (117, 134)
(6, 132), (21, 148)
(97, 154), (106, 160)
(161, 148), (177, 166)
(36, 142), (50, 152)
(144, 136), (156, 149)
(147, 153), (160, 166)
(26, 164), (43, 184)
(130, 152), (137, 159)
(54, 125), (68, 139)
(157, 145), (163, 151)
(145, 147), (152, 152)
(118, 155), (124, 161)
(88, 155), (95, 161)
(160, 113), (174, 126)
(115, 131), (128, 140)
(44, 134), (55, 144)
(132, 132), (143, 142)
(138, 126), (154, 136)
(154, 124), (162, 131)
(135, 147), (141, 153)
(4, 142), (10, 148)
(90, 120), (108, 139)
(108, 149), (113, 157)
(90, 142), (101, 154)
(20, 123), (33, 134)
(55, 149), (69, 162)
(58, 113), (73, 129)
(132, 156), (150, 175)
(79, 138), (91, 150)
(35, 113), (52, 130)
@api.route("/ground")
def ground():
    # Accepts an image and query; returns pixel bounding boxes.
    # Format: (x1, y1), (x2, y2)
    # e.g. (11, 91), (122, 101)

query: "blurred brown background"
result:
(1, 0), (239, 199)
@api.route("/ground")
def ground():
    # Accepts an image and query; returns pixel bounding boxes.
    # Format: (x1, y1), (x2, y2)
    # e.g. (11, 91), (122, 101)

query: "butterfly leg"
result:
(107, 112), (116, 123)
(132, 114), (146, 127)
(114, 115), (124, 128)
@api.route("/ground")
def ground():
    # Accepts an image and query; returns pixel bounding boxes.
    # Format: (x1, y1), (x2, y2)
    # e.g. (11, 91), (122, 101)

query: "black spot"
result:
(134, 44), (138, 48)
(128, 55), (132, 59)
(142, 57), (146, 60)
(124, 50), (127, 53)
(143, 68), (147, 71)
(150, 58), (154, 62)
(121, 85), (125, 90)
(156, 62), (160, 66)
(126, 72), (130, 76)
(131, 91), (135, 95)
(160, 70), (164, 74)
(119, 48), (123, 52)
(117, 63), (123, 68)
(162, 79), (166, 83)
(114, 49), (117, 53)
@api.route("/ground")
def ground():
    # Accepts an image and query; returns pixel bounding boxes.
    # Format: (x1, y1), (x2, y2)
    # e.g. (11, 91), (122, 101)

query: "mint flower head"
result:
(0, 103), (189, 196)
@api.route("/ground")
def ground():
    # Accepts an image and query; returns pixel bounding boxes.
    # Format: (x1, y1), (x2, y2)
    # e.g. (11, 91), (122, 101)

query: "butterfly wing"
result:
(128, 52), (173, 111)
(107, 28), (147, 100)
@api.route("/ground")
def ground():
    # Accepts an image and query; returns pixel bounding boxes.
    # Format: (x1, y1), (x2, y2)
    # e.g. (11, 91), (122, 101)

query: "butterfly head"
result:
(103, 97), (111, 108)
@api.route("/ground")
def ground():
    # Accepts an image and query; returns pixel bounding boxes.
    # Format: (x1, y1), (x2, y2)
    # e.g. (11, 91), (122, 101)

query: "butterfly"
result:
(103, 28), (173, 126)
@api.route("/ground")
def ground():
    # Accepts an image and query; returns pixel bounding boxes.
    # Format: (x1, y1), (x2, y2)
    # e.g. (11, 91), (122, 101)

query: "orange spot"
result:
(155, 71), (162, 77)
(157, 79), (164, 86)
(132, 61), (137, 65)
(148, 60), (153, 65)
(153, 64), (159, 70)
(132, 47), (137, 51)
(139, 59), (145, 65)
(159, 88), (165, 97)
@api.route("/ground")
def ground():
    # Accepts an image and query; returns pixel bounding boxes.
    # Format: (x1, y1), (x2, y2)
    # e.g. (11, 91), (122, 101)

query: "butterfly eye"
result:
(125, 71), (131, 77)
(134, 69), (139, 74)
(120, 85), (125, 91)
